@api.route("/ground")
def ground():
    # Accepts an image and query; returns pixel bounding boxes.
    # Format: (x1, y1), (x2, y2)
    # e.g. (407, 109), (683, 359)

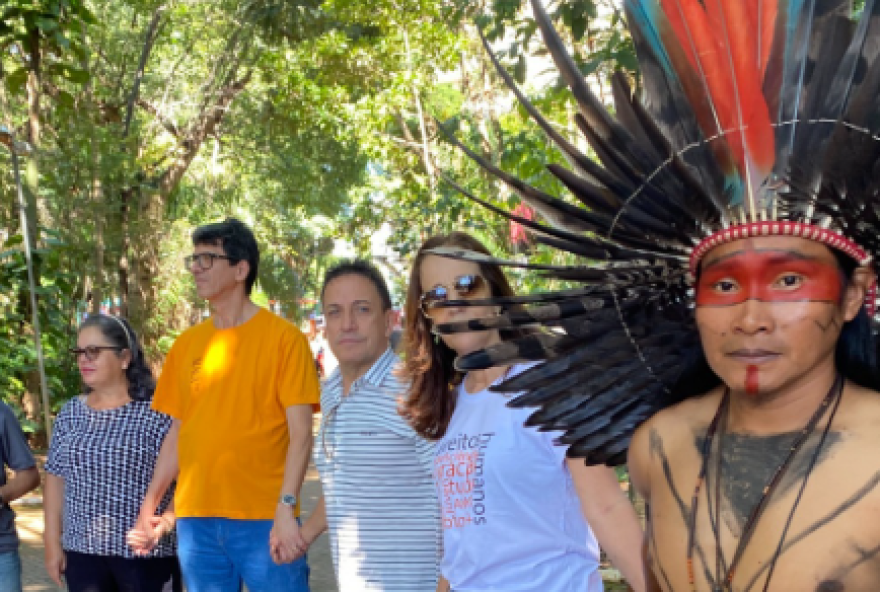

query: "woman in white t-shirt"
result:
(401, 232), (645, 592)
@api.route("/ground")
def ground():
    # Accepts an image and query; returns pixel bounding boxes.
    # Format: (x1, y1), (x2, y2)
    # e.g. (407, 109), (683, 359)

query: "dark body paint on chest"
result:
(695, 430), (842, 530)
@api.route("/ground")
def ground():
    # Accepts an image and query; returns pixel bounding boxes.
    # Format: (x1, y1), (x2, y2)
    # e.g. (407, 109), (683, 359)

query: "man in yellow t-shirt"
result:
(129, 218), (320, 592)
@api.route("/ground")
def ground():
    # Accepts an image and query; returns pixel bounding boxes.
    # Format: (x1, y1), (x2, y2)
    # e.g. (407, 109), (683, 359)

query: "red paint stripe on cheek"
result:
(746, 365), (760, 395)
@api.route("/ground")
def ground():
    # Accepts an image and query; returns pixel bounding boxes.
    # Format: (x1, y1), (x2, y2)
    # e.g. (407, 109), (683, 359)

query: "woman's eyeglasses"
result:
(70, 346), (123, 362)
(183, 252), (233, 271)
(420, 274), (485, 317)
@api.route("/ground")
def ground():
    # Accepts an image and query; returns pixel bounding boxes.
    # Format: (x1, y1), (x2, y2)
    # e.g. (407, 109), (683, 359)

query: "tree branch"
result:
(393, 111), (440, 174)
(156, 70), (253, 198)
(135, 99), (181, 138)
(123, 4), (166, 138)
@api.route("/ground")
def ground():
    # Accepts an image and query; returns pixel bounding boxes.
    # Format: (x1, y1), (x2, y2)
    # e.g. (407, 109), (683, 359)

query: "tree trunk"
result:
(128, 72), (253, 359)
(113, 4), (165, 327)
(118, 188), (132, 318)
(90, 167), (105, 314)
(82, 22), (105, 316)
(18, 26), (45, 440)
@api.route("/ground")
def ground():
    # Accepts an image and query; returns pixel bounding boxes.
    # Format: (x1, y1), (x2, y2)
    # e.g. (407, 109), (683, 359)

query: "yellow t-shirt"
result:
(152, 308), (320, 519)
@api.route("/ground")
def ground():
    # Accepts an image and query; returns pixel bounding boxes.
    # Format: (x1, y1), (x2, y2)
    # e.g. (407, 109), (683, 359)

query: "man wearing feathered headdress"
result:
(431, 0), (880, 589)
(627, 222), (880, 591)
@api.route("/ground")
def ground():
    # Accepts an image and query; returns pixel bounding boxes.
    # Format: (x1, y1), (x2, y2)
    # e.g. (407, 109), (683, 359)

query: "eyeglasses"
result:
(70, 346), (124, 362)
(183, 252), (234, 271)
(420, 274), (485, 317)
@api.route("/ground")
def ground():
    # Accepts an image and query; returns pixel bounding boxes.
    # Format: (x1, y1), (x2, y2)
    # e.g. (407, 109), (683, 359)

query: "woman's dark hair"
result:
(400, 232), (532, 440)
(670, 247), (880, 404)
(78, 315), (156, 401)
(192, 217), (260, 295)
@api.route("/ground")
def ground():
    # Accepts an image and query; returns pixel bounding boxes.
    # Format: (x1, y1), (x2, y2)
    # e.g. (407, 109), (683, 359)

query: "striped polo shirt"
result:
(315, 348), (441, 591)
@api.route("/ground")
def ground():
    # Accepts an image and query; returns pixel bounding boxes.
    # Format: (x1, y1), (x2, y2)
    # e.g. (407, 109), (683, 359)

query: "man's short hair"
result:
(192, 218), (260, 295)
(322, 259), (393, 311)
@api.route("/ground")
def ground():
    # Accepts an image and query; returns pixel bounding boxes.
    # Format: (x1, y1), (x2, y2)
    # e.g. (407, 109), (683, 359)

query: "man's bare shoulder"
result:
(844, 381), (880, 414)
(630, 386), (724, 498)
(638, 386), (725, 439)
(836, 382), (880, 445)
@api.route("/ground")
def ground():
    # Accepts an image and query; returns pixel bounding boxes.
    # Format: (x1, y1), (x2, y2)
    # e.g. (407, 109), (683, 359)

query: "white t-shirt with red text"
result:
(434, 365), (602, 591)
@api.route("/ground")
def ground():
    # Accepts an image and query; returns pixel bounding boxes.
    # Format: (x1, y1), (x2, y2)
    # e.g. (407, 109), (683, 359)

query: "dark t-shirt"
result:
(0, 401), (36, 553)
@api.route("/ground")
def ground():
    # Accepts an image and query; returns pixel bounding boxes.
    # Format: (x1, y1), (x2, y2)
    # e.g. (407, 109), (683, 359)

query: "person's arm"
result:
(0, 466), (39, 504)
(43, 473), (66, 587)
(269, 404), (313, 564)
(414, 430), (444, 591)
(628, 422), (664, 592)
(127, 498), (176, 555)
(566, 460), (647, 592)
(139, 419), (179, 516)
(642, 517), (663, 592)
(129, 419), (180, 555)
(435, 574), (449, 592)
(295, 495), (327, 559)
(0, 402), (39, 503)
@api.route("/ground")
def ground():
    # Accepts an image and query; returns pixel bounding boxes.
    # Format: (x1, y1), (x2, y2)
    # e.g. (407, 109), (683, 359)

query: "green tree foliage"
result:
(0, 232), (80, 428)
(1, 0), (634, 436)
(366, 0), (634, 295)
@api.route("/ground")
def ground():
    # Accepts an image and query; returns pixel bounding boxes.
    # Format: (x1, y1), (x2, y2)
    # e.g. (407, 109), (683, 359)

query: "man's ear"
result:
(842, 266), (876, 322)
(235, 260), (250, 284)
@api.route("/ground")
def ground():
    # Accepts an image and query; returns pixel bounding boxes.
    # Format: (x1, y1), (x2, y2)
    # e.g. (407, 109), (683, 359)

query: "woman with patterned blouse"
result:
(44, 315), (180, 592)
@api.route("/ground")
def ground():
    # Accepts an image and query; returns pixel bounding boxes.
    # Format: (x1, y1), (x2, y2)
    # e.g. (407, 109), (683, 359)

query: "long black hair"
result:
(668, 249), (880, 405)
(78, 315), (156, 401)
(831, 250), (880, 390)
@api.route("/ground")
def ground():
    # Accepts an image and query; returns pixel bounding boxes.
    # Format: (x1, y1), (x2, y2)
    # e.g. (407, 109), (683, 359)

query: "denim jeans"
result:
(0, 550), (22, 592)
(176, 518), (309, 592)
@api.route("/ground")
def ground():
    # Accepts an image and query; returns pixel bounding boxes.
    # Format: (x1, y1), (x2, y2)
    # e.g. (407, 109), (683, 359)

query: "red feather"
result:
(658, 0), (777, 212)
(657, 0), (739, 179)
(760, 0), (779, 76)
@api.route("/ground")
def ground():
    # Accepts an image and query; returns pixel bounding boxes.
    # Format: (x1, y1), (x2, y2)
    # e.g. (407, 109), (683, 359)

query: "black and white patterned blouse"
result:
(46, 397), (175, 558)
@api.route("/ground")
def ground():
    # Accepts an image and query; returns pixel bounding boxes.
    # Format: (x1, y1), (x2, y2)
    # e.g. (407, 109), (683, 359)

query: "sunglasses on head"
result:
(70, 345), (124, 362)
(419, 274), (485, 317)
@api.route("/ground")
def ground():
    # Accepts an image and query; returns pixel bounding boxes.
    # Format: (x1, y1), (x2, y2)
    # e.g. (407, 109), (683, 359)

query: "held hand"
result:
(126, 514), (172, 556)
(289, 520), (320, 562)
(44, 540), (66, 587)
(269, 509), (307, 565)
(289, 544), (309, 562)
(300, 519), (323, 559)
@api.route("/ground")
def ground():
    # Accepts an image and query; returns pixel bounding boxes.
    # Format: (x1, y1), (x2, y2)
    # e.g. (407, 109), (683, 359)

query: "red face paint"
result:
(696, 250), (842, 307)
(746, 365), (760, 395)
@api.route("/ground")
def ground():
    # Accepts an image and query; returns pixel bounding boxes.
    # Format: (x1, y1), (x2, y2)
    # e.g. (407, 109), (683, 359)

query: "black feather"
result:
(437, 0), (880, 467)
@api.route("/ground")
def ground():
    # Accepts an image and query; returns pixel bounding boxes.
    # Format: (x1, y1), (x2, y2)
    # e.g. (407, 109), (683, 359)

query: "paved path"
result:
(18, 464), (337, 592)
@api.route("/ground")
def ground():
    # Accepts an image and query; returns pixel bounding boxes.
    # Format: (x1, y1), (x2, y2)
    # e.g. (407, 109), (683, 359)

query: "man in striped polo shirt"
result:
(299, 260), (440, 591)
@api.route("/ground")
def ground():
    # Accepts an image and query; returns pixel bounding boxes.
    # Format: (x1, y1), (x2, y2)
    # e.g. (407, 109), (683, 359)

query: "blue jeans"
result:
(176, 518), (309, 592)
(0, 550), (22, 592)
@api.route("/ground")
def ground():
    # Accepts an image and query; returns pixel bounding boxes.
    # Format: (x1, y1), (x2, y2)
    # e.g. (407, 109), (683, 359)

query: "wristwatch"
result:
(279, 493), (297, 508)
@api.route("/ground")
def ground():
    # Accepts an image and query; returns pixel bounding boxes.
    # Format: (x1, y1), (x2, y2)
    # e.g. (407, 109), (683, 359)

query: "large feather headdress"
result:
(434, 0), (880, 465)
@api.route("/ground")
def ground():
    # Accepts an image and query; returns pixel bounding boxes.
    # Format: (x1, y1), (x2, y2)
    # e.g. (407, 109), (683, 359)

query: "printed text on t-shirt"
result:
(435, 432), (495, 529)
